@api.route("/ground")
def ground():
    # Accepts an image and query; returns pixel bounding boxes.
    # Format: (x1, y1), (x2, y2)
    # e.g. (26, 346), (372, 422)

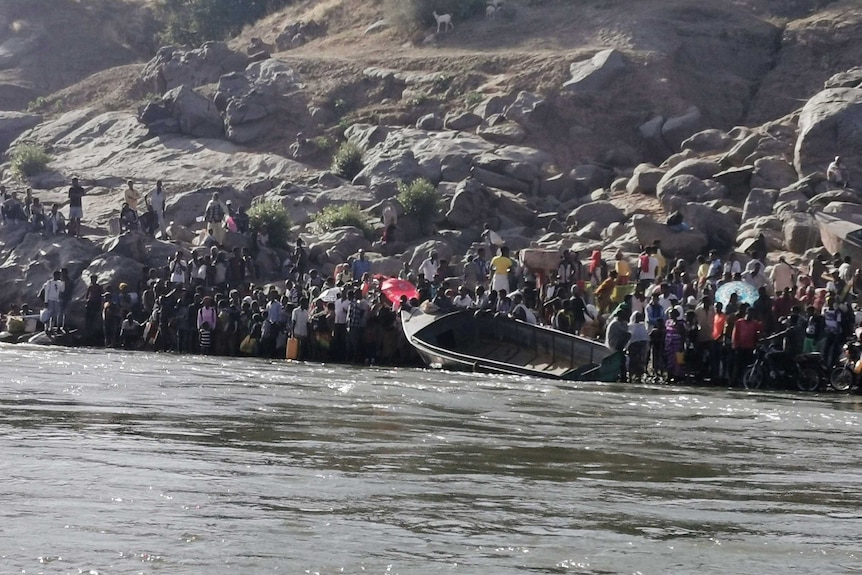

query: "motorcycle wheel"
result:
(830, 366), (854, 392)
(743, 365), (764, 390)
(797, 367), (821, 392)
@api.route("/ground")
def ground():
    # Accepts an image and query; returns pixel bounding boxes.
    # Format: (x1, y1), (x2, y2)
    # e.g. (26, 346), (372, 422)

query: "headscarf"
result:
(589, 250), (602, 274)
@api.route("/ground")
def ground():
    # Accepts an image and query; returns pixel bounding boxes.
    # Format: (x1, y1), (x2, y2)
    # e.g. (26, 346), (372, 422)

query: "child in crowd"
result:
(199, 321), (212, 355)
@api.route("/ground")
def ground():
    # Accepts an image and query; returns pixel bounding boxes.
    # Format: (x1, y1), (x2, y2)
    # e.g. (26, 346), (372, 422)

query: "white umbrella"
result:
(317, 287), (341, 302)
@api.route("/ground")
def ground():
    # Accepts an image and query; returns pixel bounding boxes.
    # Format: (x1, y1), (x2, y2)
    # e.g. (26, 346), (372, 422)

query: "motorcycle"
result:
(743, 338), (823, 392)
(829, 340), (862, 392)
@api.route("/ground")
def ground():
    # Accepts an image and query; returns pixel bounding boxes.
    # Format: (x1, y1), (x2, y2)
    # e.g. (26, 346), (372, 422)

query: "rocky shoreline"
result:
(0, 35), (861, 327)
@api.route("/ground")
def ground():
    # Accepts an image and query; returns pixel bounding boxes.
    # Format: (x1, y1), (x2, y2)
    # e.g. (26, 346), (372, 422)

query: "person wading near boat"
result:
(731, 307), (761, 385)
(40, 270), (65, 332)
(490, 246), (515, 294)
(605, 309), (631, 382)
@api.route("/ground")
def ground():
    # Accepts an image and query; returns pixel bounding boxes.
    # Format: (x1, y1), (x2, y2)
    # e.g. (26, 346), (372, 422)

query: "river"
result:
(1, 344), (861, 574)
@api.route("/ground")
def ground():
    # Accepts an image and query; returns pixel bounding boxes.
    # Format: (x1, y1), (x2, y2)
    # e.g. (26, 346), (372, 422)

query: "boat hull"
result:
(401, 308), (621, 382)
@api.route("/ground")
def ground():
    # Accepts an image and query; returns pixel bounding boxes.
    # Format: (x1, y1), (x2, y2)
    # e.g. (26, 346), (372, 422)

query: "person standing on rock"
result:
(124, 179), (140, 213)
(40, 270), (65, 332)
(204, 191), (228, 246)
(67, 177), (86, 237)
(147, 179), (168, 240)
(827, 156), (849, 189)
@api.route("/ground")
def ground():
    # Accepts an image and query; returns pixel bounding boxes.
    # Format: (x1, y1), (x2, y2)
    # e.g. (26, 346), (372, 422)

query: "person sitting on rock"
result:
(1, 192), (26, 224)
(827, 156), (849, 189)
(233, 205), (249, 234)
(665, 210), (690, 232)
(119, 202), (139, 233)
(45, 204), (66, 235)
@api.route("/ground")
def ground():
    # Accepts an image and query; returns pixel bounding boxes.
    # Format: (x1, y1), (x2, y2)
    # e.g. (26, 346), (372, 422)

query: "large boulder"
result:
(656, 174), (713, 212)
(316, 185), (377, 210)
(659, 158), (721, 184)
(681, 129), (732, 154)
(562, 49), (626, 93)
(101, 232), (148, 263)
(408, 240), (454, 271)
(742, 188), (778, 221)
(308, 227), (372, 265)
(662, 107), (704, 152)
(162, 85), (224, 139)
(783, 212), (822, 254)
(444, 110), (482, 131)
(565, 200), (625, 230)
(680, 203), (737, 252)
(216, 60), (305, 144)
(446, 178), (489, 228)
(626, 163), (665, 195)
(570, 164), (613, 192)
(492, 190), (536, 227)
(632, 215), (708, 261)
(504, 91), (548, 125)
(141, 42), (249, 94)
(751, 156), (798, 190)
(794, 87), (862, 183)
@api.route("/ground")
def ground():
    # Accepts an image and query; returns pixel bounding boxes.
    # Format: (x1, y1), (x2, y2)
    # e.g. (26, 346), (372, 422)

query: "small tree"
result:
(397, 178), (441, 229)
(330, 141), (364, 180)
(314, 203), (374, 239)
(9, 144), (51, 178)
(248, 201), (291, 250)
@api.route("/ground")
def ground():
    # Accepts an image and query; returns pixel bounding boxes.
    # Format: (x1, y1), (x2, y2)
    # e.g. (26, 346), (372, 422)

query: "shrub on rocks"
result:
(331, 142), (365, 180)
(9, 143), (50, 178)
(314, 204), (374, 239)
(248, 201), (291, 250)
(397, 178), (442, 222)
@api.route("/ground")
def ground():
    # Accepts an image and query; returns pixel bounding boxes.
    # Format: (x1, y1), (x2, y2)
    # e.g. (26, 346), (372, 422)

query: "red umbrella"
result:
(380, 278), (419, 302)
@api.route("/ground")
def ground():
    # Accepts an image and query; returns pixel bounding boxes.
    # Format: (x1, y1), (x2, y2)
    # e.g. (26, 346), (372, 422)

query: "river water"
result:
(2, 345), (861, 574)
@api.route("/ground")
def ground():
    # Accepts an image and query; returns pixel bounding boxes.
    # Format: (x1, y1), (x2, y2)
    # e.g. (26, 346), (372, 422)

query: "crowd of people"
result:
(4, 174), (861, 388)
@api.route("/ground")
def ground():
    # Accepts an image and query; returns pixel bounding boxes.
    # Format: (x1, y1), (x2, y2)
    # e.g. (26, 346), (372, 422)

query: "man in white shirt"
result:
(452, 286), (473, 309)
(41, 270), (65, 330)
(147, 179), (168, 240)
(769, 256), (796, 294)
(418, 251), (440, 282)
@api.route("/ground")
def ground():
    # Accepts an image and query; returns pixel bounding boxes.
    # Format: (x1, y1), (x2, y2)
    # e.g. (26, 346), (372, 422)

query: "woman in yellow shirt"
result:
(614, 250), (631, 285)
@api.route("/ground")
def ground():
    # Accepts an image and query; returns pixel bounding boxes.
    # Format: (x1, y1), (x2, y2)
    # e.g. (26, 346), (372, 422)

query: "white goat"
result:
(433, 11), (453, 33)
(486, 4), (497, 18)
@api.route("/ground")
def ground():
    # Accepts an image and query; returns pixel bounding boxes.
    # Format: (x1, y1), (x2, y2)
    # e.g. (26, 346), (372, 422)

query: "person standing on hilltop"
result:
(124, 179), (140, 213)
(147, 179), (168, 240)
(204, 191), (228, 245)
(67, 177), (86, 237)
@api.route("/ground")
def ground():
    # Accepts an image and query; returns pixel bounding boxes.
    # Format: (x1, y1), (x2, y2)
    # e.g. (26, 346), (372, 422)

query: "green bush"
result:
(248, 201), (291, 250)
(386, 0), (487, 32)
(397, 178), (441, 221)
(330, 142), (364, 180)
(155, 0), (295, 44)
(314, 204), (374, 238)
(9, 144), (51, 178)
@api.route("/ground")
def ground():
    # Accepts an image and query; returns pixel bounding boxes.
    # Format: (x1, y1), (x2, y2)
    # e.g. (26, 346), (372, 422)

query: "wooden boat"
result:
(400, 307), (621, 381)
(814, 211), (862, 262)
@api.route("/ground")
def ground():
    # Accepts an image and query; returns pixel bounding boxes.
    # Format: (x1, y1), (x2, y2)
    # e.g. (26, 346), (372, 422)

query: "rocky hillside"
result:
(0, 0), (861, 317)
